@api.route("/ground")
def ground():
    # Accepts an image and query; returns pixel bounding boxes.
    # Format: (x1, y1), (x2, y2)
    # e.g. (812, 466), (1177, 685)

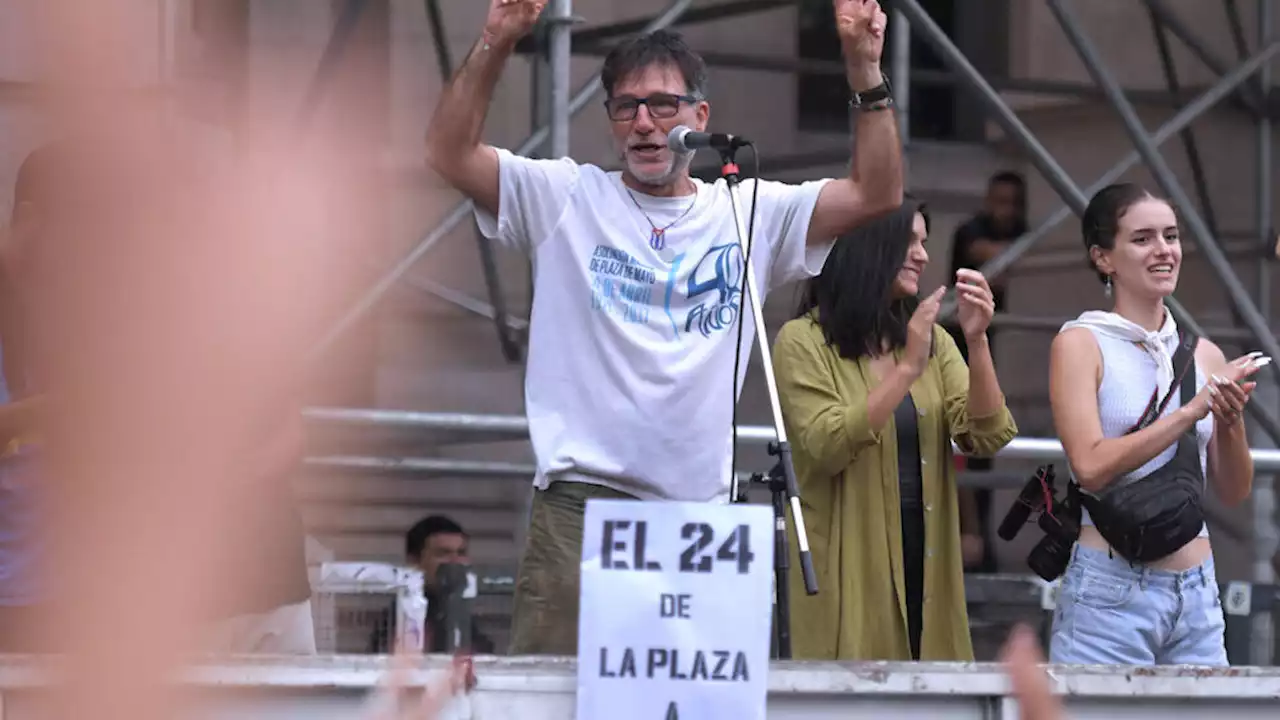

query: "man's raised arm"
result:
(807, 0), (903, 245)
(424, 0), (546, 215)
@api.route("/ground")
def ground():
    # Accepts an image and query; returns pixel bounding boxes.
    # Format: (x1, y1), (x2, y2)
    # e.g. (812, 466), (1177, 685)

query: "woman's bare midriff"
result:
(1077, 525), (1212, 571)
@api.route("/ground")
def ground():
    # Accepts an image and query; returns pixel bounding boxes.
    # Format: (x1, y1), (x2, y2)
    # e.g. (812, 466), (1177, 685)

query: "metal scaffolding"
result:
(303, 0), (1280, 361)
(304, 407), (1280, 473)
(310, 0), (698, 359)
(289, 0), (1280, 657)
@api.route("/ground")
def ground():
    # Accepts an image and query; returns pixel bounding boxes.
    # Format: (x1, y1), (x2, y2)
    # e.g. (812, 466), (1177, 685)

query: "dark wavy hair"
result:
(797, 198), (930, 361)
(600, 29), (708, 99)
(1081, 182), (1169, 285)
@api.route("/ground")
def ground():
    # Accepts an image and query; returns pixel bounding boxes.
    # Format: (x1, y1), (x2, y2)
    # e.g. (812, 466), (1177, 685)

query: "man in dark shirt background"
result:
(405, 515), (496, 654)
(946, 171), (1027, 574)
(949, 171), (1027, 321)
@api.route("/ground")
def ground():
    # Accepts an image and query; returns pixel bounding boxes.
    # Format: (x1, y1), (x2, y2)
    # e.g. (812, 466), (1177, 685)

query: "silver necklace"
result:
(625, 184), (698, 251)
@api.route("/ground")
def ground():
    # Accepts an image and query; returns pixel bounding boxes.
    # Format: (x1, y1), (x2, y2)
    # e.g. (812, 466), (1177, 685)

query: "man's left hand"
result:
(835, 0), (887, 70)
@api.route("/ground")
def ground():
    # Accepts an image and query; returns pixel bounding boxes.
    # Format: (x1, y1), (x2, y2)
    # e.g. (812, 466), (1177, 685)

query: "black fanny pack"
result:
(1079, 329), (1205, 563)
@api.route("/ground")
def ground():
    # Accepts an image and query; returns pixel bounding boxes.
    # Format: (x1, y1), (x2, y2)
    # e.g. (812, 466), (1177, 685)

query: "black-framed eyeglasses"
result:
(603, 92), (700, 122)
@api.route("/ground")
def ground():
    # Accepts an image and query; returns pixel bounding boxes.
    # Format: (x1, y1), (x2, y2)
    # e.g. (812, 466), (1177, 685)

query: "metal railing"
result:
(303, 407), (1280, 473)
(438, 568), (1280, 665)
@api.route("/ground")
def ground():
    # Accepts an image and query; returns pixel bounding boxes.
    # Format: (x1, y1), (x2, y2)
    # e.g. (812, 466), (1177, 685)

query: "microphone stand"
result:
(718, 143), (818, 661)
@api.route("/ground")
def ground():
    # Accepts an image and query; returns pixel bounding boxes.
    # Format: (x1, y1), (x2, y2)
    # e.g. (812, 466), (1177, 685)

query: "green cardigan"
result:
(772, 318), (1017, 661)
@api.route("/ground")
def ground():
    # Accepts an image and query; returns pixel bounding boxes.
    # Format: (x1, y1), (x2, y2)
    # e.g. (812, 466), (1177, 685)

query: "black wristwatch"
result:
(849, 76), (894, 111)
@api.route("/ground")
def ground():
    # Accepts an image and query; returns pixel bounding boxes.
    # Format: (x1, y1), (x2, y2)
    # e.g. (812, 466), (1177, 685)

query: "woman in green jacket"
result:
(772, 198), (1017, 661)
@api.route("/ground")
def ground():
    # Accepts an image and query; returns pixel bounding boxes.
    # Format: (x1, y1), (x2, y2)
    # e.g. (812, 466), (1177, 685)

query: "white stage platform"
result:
(0, 654), (1277, 719)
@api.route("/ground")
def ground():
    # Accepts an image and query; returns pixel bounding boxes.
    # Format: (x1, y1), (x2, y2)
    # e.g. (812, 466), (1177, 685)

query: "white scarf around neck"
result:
(1060, 307), (1179, 390)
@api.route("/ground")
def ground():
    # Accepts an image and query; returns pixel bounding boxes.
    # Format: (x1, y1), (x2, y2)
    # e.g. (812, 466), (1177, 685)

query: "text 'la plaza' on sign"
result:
(576, 500), (774, 720)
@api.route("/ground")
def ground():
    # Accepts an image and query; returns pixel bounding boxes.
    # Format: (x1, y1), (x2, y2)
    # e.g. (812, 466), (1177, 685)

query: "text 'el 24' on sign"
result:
(576, 499), (773, 720)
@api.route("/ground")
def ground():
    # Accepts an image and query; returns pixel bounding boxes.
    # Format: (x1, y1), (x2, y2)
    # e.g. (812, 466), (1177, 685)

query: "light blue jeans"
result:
(1049, 544), (1227, 666)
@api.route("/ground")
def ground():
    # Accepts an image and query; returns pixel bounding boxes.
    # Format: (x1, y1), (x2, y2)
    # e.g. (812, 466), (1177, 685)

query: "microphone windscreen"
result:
(667, 125), (693, 154)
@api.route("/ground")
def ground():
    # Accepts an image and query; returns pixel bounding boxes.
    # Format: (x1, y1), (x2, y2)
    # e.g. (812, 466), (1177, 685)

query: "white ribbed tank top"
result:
(1075, 326), (1213, 537)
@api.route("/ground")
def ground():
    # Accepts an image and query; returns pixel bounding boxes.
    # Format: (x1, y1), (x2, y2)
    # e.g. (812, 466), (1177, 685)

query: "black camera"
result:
(997, 464), (1080, 581)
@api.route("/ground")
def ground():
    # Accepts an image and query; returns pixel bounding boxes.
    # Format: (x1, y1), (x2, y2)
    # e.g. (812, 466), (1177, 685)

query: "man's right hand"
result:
(484, 0), (546, 46)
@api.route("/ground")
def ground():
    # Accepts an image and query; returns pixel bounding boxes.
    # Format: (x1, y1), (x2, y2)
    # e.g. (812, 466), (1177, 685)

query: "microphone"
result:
(667, 125), (751, 154)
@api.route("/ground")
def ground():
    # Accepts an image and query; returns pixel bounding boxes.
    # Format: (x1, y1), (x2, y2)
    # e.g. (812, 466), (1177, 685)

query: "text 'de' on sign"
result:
(576, 499), (774, 720)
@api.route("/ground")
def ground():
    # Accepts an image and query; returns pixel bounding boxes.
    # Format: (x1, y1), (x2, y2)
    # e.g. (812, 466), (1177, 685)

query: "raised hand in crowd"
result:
(483, 0), (546, 48)
(363, 652), (474, 720)
(834, 0), (888, 69)
(1000, 625), (1064, 720)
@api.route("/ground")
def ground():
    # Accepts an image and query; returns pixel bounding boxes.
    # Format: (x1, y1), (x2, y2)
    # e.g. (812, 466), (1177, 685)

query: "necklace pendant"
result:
(649, 228), (666, 250)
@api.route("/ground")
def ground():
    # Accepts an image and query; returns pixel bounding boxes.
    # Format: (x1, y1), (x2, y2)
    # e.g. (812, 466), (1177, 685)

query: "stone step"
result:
(297, 473), (529, 506)
(297, 468), (530, 571)
(301, 503), (521, 536)
(309, 531), (520, 567)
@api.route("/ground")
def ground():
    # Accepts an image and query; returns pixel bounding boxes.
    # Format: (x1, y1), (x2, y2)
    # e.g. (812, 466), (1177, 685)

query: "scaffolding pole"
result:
(536, 0), (789, 47)
(294, 0), (370, 132)
(1142, 0), (1267, 117)
(311, 0), (697, 359)
(1145, 1), (1220, 238)
(423, 0), (454, 78)
(1257, 0), (1274, 324)
(413, 0), (522, 361)
(965, 41), (1280, 293)
(1253, 0), (1277, 666)
(300, 408), (1280, 472)
(548, 0), (573, 159)
(892, 0), (1280, 447)
(1047, 0), (1280, 385)
(890, 5), (910, 148)
(565, 43), (1260, 112)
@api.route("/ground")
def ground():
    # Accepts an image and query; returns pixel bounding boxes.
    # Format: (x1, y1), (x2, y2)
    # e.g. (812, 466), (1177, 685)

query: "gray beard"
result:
(622, 149), (694, 189)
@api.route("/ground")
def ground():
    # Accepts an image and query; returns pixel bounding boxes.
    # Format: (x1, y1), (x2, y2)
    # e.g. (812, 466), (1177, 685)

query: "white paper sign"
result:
(576, 499), (774, 720)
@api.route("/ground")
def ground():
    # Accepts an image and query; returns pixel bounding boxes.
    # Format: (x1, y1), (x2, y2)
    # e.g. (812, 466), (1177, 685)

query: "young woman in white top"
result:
(1048, 182), (1261, 666)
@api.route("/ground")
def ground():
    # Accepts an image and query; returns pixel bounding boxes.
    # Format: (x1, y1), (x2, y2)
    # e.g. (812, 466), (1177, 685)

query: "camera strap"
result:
(1131, 328), (1200, 433)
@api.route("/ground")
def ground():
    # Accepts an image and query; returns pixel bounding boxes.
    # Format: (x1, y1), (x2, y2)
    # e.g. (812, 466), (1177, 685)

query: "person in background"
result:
(774, 197), (1017, 661)
(950, 172), (1027, 286)
(404, 515), (495, 654)
(946, 170), (1028, 573)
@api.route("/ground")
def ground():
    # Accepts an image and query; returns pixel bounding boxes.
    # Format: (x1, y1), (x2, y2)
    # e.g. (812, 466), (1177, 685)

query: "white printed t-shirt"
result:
(474, 148), (835, 503)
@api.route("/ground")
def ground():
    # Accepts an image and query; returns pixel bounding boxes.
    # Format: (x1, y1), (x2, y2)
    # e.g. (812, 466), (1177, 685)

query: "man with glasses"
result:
(424, 0), (902, 655)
